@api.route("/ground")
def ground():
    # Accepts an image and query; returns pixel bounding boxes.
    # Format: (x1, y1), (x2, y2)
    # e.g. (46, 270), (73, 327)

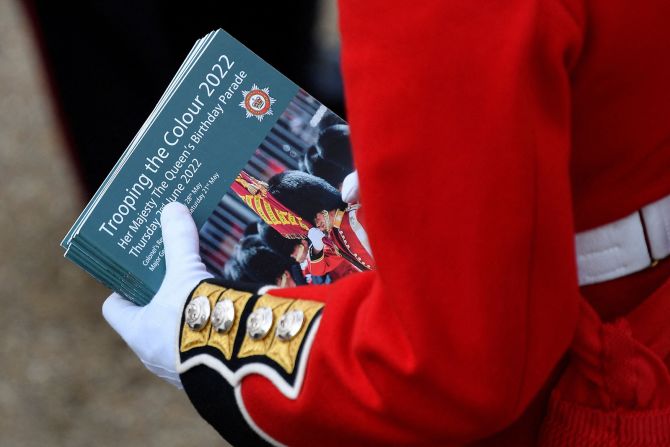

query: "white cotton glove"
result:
(102, 202), (213, 388)
(341, 170), (360, 203)
(307, 227), (325, 252)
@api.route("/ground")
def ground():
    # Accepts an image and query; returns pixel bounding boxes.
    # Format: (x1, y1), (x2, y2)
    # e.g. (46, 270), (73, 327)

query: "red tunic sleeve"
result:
(180, 1), (587, 445)
(306, 246), (344, 277)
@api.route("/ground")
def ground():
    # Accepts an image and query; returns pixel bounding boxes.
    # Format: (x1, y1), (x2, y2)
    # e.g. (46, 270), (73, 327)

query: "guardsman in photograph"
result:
(266, 170), (374, 278)
(300, 124), (355, 190)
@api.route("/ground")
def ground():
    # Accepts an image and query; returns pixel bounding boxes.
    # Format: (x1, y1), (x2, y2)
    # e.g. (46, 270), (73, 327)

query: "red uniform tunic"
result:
(177, 1), (670, 445)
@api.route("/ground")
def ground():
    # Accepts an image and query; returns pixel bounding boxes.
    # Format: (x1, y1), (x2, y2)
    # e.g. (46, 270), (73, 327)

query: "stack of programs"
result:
(62, 29), (375, 306)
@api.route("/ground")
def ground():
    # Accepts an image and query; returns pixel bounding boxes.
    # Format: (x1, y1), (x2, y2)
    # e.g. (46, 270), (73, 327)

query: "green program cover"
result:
(64, 29), (373, 305)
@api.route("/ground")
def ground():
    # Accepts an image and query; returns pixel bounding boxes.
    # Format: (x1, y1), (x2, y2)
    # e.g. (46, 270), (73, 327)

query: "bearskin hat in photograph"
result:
(317, 110), (346, 132)
(300, 124), (354, 188)
(223, 235), (265, 282)
(235, 244), (296, 285)
(222, 257), (253, 283)
(242, 221), (260, 236)
(235, 234), (264, 253)
(258, 221), (302, 258)
(267, 170), (346, 224)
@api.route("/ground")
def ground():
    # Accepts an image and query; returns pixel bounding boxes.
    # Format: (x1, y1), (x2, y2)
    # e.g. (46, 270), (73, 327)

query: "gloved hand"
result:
(307, 227), (325, 252)
(102, 202), (213, 388)
(341, 170), (360, 203)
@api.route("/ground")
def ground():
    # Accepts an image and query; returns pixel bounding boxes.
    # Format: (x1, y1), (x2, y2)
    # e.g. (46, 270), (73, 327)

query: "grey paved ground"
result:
(0, 1), (226, 445)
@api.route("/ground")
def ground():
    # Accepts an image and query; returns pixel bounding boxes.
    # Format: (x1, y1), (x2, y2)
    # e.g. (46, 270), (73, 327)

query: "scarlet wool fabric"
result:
(539, 283), (670, 446)
(187, 0), (670, 445)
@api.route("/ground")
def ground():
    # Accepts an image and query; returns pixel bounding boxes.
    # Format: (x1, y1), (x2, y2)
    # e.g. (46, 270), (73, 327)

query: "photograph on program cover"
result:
(198, 89), (375, 288)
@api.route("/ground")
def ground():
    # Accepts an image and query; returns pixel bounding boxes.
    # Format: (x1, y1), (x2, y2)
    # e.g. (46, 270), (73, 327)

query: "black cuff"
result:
(178, 278), (324, 446)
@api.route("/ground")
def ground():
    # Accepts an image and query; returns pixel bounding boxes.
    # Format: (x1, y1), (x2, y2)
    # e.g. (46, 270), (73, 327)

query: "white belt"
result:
(576, 194), (670, 286)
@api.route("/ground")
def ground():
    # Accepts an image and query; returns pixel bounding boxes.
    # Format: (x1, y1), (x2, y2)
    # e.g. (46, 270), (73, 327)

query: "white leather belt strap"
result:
(575, 194), (670, 286)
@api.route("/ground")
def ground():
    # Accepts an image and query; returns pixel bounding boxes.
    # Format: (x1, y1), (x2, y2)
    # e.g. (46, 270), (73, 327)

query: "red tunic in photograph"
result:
(308, 205), (375, 277)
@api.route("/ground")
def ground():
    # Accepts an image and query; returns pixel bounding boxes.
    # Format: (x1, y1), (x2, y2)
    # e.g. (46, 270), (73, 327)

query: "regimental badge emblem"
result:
(239, 84), (276, 121)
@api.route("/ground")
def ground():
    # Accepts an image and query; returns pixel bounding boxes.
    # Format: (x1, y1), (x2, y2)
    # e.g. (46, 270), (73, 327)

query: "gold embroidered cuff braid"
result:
(180, 280), (324, 374)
